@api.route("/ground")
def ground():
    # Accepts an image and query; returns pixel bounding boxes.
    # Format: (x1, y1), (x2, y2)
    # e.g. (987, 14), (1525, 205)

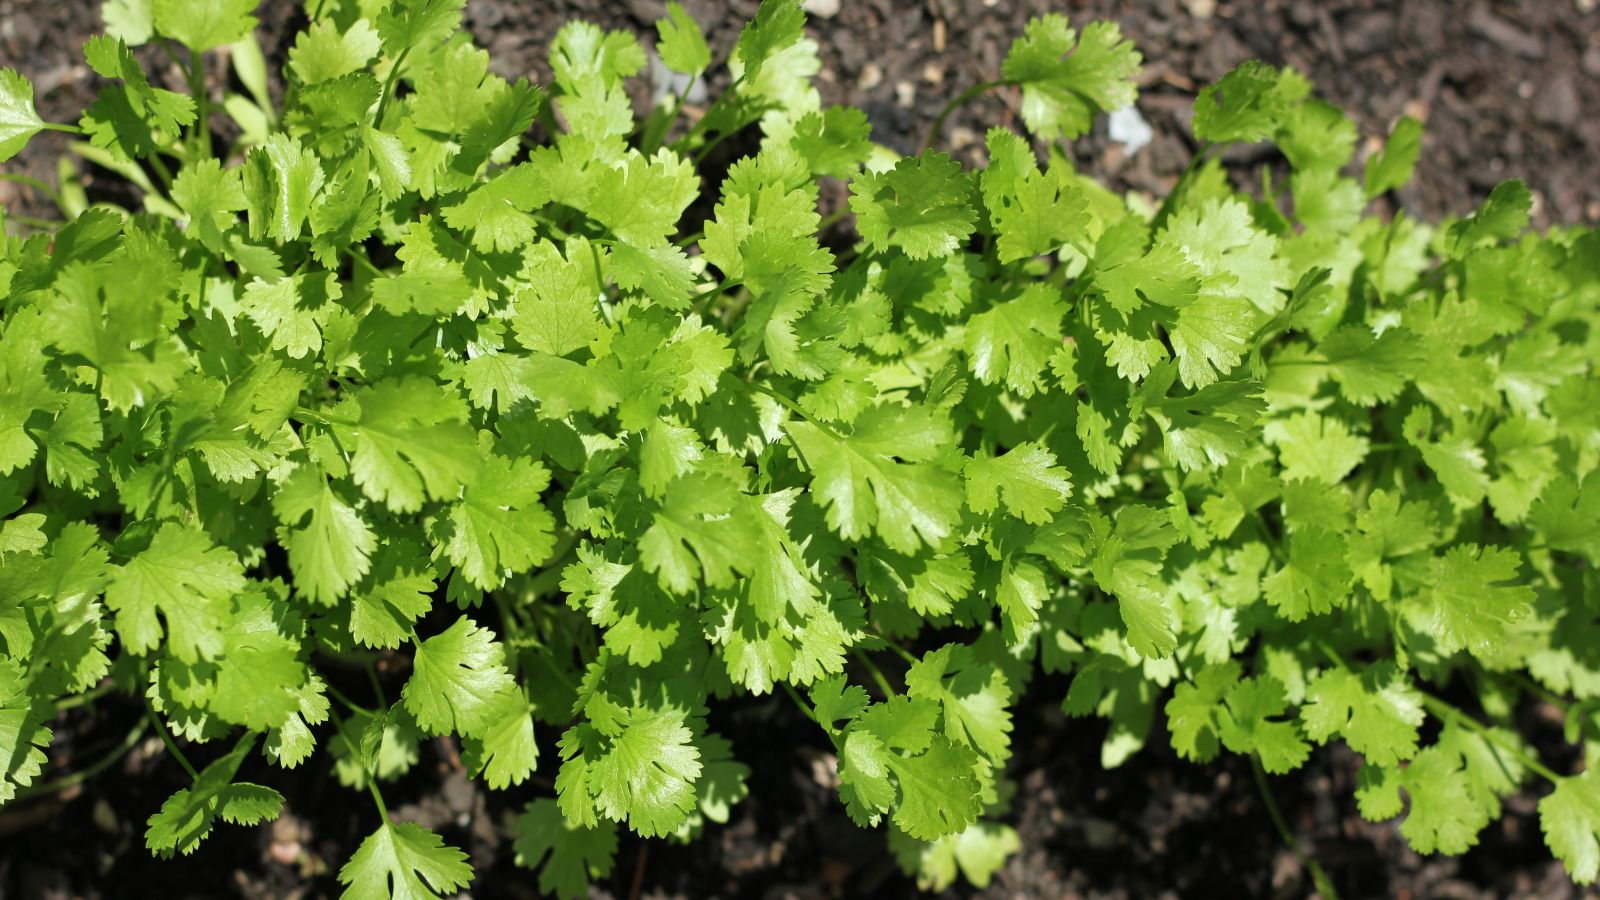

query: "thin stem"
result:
(817, 206), (852, 234)
(1150, 140), (1213, 231)
(20, 717), (149, 799)
(40, 122), (83, 135)
(326, 680), (377, 716)
(869, 630), (918, 667)
(55, 680), (114, 711)
(1251, 755), (1340, 900)
(0, 172), (65, 211)
(626, 840), (650, 900)
(146, 704), (199, 780)
(923, 80), (1012, 152)
(690, 127), (740, 167)
(1420, 694), (1563, 784)
(366, 662), (389, 708)
(852, 648), (896, 699)
(330, 706), (392, 820)
(6, 214), (63, 230)
(374, 47), (412, 125)
(741, 379), (829, 431)
(780, 681), (819, 725)
(188, 48), (210, 158)
(691, 277), (741, 318)
(143, 152), (175, 191)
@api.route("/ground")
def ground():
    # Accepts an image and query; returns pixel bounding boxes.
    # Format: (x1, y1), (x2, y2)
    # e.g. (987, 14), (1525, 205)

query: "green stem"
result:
(374, 47), (411, 126)
(40, 122), (83, 135)
(1420, 694), (1563, 783)
(326, 680), (377, 716)
(869, 630), (918, 666)
(0, 172), (65, 211)
(1150, 140), (1213, 231)
(188, 48), (210, 158)
(55, 680), (114, 711)
(923, 80), (1012, 152)
(691, 277), (741, 318)
(330, 707), (392, 820)
(144, 152), (176, 191)
(146, 704), (199, 780)
(852, 649), (895, 699)
(741, 378), (828, 431)
(6, 214), (63, 230)
(20, 717), (149, 799)
(817, 206), (852, 233)
(366, 662), (388, 708)
(780, 681), (819, 727)
(1251, 755), (1340, 900)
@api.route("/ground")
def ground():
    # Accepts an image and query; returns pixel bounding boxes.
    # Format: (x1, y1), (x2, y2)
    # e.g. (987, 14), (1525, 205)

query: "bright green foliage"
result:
(338, 820), (473, 900)
(0, 70), (46, 163)
(1, 0), (1597, 896)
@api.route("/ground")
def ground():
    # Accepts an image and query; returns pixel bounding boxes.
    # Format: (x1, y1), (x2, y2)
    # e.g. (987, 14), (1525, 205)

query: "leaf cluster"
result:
(2, 1), (1599, 895)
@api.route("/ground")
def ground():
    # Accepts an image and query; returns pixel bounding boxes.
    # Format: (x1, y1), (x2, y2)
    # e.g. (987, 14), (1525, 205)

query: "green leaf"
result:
(152, 0), (257, 52)
(402, 617), (516, 738)
(351, 566), (435, 650)
(1192, 60), (1304, 144)
(513, 798), (618, 900)
(106, 523), (245, 662)
(440, 455), (555, 591)
(655, 1), (711, 75)
(963, 284), (1067, 397)
(1301, 664), (1423, 768)
(462, 688), (539, 789)
(1263, 525), (1351, 622)
(992, 168), (1089, 263)
(558, 706), (703, 837)
(905, 644), (1013, 763)
(1542, 771), (1600, 884)
(1415, 544), (1534, 658)
(0, 69), (45, 163)
(964, 441), (1071, 524)
(1001, 15), (1141, 141)
(145, 735), (281, 858)
(1364, 116), (1422, 198)
(273, 466), (375, 606)
(376, 0), (465, 55)
(884, 735), (983, 840)
(1448, 179), (1530, 254)
(788, 409), (963, 554)
(850, 152), (977, 261)
(1216, 676), (1309, 774)
(338, 820), (473, 900)
(341, 379), (479, 515)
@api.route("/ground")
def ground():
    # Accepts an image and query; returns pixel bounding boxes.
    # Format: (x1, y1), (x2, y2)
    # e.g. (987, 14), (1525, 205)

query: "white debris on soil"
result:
(802, 0), (841, 18)
(649, 52), (707, 107)
(1108, 105), (1154, 156)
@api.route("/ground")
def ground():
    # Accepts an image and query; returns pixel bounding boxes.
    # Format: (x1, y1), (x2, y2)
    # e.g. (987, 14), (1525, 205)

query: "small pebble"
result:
(857, 62), (882, 91)
(802, 0), (840, 18)
(1185, 0), (1217, 20)
(895, 80), (917, 109)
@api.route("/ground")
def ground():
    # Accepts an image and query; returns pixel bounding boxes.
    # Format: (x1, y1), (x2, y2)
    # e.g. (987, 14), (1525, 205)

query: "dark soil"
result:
(3, 0), (1599, 898)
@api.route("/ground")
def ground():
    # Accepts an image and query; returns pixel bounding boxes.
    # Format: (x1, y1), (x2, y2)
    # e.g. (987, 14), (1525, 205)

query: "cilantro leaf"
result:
(1001, 16), (1141, 141)
(402, 617), (516, 737)
(850, 152), (977, 261)
(338, 820), (473, 900)
(514, 798), (618, 900)
(0, 69), (45, 163)
(106, 523), (245, 662)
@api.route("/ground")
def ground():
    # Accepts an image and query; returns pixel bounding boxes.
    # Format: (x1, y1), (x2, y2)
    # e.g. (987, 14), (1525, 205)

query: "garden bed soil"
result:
(2, 0), (1598, 897)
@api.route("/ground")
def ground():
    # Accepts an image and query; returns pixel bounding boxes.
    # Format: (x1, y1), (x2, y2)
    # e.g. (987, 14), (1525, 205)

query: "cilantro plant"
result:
(2, 0), (1599, 895)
